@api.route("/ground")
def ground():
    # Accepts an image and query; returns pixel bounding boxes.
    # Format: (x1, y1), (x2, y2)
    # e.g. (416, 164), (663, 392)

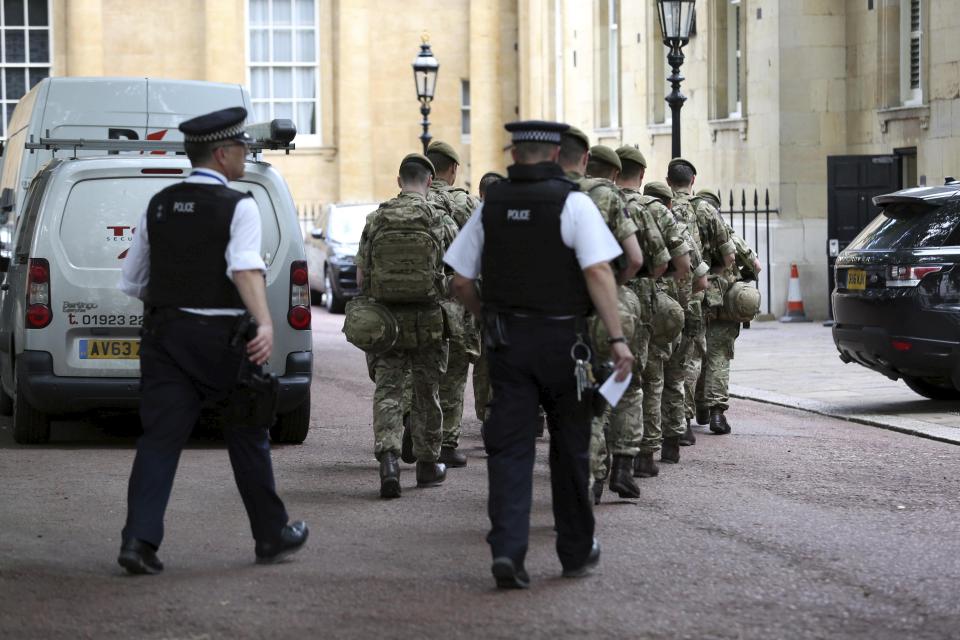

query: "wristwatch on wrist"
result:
(606, 336), (627, 345)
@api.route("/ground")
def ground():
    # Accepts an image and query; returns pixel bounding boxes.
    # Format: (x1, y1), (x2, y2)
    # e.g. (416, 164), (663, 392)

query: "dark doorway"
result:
(826, 155), (901, 318)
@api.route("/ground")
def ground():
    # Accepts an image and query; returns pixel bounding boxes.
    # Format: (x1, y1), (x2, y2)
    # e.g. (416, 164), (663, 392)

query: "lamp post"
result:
(412, 34), (439, 155)
(656, 0), (696, 158)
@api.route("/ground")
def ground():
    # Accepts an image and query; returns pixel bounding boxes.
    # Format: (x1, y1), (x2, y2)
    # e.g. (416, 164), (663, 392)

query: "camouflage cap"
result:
(562, 126), (591, 152)
(696, 188), (721, 209)
(589, 145), (622, 172)
(615, 145), (647, 168)
(427, 140), (460, 166)
(668, 157), (697, 175)
(643, 181), (673, 202)
(400, 152), (435, 178)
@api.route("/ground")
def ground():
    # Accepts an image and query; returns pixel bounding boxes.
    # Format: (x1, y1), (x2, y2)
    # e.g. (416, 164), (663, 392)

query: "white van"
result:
(0, 78), (313, 445)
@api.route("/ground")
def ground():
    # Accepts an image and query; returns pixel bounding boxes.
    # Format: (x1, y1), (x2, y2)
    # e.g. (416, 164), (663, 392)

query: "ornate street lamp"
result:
(656, 0), (696, 158)
(412, 34), (439, 155)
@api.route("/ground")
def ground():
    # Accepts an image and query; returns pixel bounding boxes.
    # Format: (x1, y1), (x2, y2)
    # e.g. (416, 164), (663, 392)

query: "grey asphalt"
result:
(0, 307), (958, 639)
(730, 321), (960, 443)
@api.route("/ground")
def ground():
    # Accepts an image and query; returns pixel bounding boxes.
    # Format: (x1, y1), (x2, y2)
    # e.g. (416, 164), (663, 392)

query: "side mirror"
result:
(0, 188), (14, 225)
(311, 227), (324, 240)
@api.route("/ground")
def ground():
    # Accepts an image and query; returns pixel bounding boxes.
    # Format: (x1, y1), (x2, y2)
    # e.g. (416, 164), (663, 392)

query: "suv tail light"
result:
(26, 258), (52, 329)
(887, 265), (943, 288)
(288, 260), (311, 329)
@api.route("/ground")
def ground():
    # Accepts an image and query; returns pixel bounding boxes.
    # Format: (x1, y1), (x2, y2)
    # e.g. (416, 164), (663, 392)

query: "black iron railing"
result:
(716, 189), (779, 316)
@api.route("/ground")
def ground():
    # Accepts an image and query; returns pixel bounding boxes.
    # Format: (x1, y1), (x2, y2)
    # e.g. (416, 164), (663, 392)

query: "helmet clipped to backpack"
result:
(342, 297), (399, 353)
(720, 281), (761, 322)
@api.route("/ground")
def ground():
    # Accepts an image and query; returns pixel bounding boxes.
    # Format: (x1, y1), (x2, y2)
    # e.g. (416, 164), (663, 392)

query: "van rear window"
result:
(847, 200), (960, 250)
(58, 177), (281, 270)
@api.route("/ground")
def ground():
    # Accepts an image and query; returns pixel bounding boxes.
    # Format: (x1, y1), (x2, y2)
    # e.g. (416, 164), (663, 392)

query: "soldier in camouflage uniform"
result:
(356, 154), (450, 498)
(632, 180), (708, 477)
(582, 145), (668, 503)
(692, 189), (762, 435)
(556, 131), (644, 499)
(425, 140), (481, 467)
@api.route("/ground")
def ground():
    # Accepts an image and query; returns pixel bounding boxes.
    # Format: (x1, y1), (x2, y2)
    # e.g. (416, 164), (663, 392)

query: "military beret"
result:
(615, 145), (647, 168)
(399, 153), (435, 177)
(696, 188), (721, 208)
(179, 106), (251, 143)
(427, 140), (460, 166)
(644, 181), (674, 202)
(504, 120), (569, 145)
(562, 126), (590, 151)
(589, 145), (622, 171)
(667, 157), (697, 175)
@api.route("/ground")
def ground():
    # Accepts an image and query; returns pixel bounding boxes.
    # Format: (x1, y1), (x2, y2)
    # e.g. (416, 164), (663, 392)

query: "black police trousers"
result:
(483, 314), (595, 572)
(121, 313), (288, 549)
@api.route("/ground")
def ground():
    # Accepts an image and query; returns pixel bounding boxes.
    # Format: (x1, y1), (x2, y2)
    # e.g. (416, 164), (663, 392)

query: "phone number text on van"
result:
(68, 314), (143, 327)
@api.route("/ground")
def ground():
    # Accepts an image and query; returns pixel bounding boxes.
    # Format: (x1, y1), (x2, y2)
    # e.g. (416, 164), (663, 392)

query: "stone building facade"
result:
(6, 0), (959, 318)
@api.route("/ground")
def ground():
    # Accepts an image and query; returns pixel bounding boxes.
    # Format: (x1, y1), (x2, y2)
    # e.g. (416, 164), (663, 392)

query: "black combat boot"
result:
(379, 452), (401, 499)
(416, 461), (447, 487)
(633, 451), (659, 478)
(661, 436), (681, 463)
(439, 445), (467, 468)
(679, 419), (696, 446)
(592, 479), (604, 505)
(608, 455), (641, 499)
(400, 413), (416, 464)
(709, 408), (731, 435)
(695, 405), (710, 426)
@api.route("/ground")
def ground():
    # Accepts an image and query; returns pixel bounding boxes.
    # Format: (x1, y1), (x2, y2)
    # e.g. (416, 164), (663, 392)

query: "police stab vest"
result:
(480, 162), (591, 317)
(146, 181), (248, 309)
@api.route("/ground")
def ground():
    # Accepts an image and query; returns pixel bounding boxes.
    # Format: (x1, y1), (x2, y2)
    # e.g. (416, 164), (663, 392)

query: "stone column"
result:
(518, 0), (546, 119)
(336, 0), (374, 201)
(64, 0), (104, 76)
(469, 0), (505, 188)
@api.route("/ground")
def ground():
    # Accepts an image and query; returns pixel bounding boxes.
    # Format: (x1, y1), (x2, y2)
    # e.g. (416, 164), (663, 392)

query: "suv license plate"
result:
(79, 339), (140, 360)
(846, 269), (866, 291)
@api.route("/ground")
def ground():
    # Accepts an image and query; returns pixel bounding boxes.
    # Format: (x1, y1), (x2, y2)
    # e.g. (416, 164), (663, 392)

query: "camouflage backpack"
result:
(589, 286), (641, 361)
(365, 198), (444, 304)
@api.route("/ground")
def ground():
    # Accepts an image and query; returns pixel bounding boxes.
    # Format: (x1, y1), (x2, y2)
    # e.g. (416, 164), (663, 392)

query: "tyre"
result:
(12, 364), (50, 444)
(270, 395), (310, 444)
(323, 268), (346, 314)
(903, 376), (960, 401)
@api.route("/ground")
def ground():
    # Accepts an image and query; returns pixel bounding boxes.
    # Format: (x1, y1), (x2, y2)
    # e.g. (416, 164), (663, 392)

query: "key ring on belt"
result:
(570, 334), (591, 362)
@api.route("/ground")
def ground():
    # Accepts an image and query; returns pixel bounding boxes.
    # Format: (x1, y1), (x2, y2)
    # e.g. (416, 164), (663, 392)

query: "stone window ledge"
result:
(708, 117), (748, 141)
(647, 122), (671, 146)
(878, 105), (930, 133)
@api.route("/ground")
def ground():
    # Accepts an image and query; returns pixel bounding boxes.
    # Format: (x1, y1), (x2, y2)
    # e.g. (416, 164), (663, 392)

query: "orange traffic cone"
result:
(780, 263), (810, 323)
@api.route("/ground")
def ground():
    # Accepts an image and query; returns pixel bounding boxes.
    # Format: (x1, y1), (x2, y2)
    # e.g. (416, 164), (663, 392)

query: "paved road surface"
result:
(1, 308), (958, 639)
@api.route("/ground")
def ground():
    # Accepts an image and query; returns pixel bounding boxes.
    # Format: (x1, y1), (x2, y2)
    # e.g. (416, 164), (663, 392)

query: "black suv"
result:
(832, 180), (960, 400)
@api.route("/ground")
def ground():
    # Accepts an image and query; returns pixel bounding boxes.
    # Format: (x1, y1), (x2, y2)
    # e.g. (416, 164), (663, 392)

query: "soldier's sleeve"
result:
(657, 205), (691, 258)
(711, 210), (735, 257)
(608, 190), (639, 243)
(637, 205), (670, 268)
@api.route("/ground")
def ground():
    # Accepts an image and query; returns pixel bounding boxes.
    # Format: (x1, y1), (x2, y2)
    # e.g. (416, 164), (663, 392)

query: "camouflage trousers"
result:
(683, 316), (708, 421)
(472, 342), (491, 421)
(368, 342), (447, 463)
(439, 340), (471, 448)
(639, 343), (668, 454)
(696, 319), (741, 412)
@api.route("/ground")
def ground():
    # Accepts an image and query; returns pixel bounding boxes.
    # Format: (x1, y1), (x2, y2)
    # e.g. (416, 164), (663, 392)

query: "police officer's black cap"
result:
(504, 120), (569, 145)
(179, 106), (252, 143)
(400, 152), (436, 178)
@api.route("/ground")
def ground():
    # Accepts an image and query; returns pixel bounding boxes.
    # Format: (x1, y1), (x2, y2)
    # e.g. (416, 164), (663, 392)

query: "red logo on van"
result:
(108, 225), (136, 260)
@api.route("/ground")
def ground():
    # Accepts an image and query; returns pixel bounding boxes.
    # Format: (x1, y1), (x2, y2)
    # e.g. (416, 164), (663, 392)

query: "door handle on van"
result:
(0, 283), (8, 291)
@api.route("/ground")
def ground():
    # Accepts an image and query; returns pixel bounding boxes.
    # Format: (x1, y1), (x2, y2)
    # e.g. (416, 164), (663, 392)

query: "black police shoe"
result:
(696, 405), (710, 426)
(400, 414), (417, 464)
(633, 451), (660, 478)
(562, 539), (601, 578)
(415, 461), (447, 487)
(380, 452), (401, 499)
(709, 408), (732, 435)
(661, 436), (681, 463)
(117, 538), (164, 575)
(491, 557), (530, 589)
(608, 455), (640, 499)
(255, 520), (309, 564)
(679, 420), (697, 446)
(438, 445), (467, 468)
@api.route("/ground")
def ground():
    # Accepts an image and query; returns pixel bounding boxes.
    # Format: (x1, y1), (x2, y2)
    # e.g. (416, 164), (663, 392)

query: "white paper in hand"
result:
(599, 371), (632, 408)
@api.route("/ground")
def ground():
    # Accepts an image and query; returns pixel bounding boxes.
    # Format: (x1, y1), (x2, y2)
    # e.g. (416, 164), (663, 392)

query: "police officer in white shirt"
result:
(116, 107), (307, 574)
(444, 120), (634, 589)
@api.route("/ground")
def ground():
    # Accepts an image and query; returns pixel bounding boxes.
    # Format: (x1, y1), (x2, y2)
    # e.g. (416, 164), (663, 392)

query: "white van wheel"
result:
(270, 396), (310, 445)
(12, 363), (50, 444)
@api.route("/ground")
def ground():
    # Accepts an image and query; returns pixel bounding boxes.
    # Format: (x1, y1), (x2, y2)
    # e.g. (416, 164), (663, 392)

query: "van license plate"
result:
(79, 339), (140, 359)
(846, 269), (866, 291)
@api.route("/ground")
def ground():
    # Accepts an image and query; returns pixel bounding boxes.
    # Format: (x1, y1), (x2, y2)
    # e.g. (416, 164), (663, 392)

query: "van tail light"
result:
(288, 260), (311, 330)
(887, 265), (943, 288)
(26, 258), (52, 329)
(891, 339), (912, 352)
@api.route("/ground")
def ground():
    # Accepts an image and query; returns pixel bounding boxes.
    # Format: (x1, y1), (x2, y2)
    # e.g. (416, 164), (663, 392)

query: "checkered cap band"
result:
(511, 129), (563, 144)
(183, 122), (247, 143)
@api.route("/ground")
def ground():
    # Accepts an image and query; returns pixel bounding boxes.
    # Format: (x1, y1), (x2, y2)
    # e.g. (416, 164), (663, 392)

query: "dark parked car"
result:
(832, 179), (960, 400)
(306, 202), (377, 313)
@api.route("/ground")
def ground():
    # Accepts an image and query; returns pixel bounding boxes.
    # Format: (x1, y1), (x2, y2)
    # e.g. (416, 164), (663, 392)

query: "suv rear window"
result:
(847, 199), (960, 250)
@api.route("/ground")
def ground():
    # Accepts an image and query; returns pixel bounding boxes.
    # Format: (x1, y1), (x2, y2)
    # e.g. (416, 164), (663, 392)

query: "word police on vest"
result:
(173, 201), (195, 213)
(507, 209), (531, 221)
